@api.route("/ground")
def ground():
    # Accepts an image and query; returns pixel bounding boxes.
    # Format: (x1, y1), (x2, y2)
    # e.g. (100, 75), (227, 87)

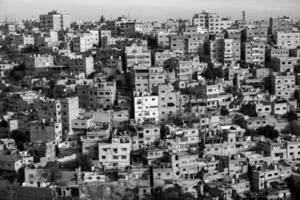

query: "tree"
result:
(99, 15), (105, 23)
(232, 116), (247, 129)
(202, 63), (215, 80)
(43, 161), (62, 183)
(201, 62), (224, 81)
(17, 167), (25, 184)
(77, 154), (92, 171)
(256, 125), (279, 139)
(240, 103), (257, 117)
(9, 63), (27, 81)
(163, 58), (179, 72)
(294, 90), (300, 106)
(286, 110), (298, 122)
(145, 185), (196, 200)
(220, 106), (229, 116)
(22, 45), (39, 53)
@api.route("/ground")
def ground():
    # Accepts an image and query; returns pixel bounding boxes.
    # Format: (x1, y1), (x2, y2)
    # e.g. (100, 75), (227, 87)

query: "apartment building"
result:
(29, 119), (62, 144)
(72, 31), (99, 53)
(98, 137), (131, 169)
(271, 57), (297, 73)
(33, 98), (62, 124)
(81, 124), (110, 159)
(125, 43), (151, 71)
(134, 68), (150, 94)
(224, 39), (241, 67)
(59, 96), (80, 134)
(39, 10), (70, 32)
(275, 31), (300, 50)
(226, 29), (242, 40)
(184, 26), (208, 37)
(266, 47), (289, 64)
(171, 152), (200, 180)
(207, 37), (224, 64)
(148, 66), (166, 93)
(135, 124), (160, 147)
(192, 11), (232, 34)
(270, 16), (293, 34)
(199, 83), (224, 108)
(158, 84), (180, 121)
(154, 50), (181, 66)
(247, 116), (276, 130)
(99, 30), (111, 39)
(241, 40), (265, 66)
(170, 35), (188, 52)
(255, 102), (272, 116)
(25, 54), (54, 69)
(271, 73), (296, 100)
(77, 79), (116, 109)
(243, 26), (268, 41)
(252, 162), (292, 191)
(0, 153), (33, 172)
(69, 56), (94, 76)
(187, 34), (209, 54)
(12, 34), (35, 48)
(157, 31), (177, 48)
(204, 133), (237, 156)
(134, 93), (159, 123)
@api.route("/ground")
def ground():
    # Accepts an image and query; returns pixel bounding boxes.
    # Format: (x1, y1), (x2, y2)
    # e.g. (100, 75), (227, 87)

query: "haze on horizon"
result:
(0, 0), (299, 22)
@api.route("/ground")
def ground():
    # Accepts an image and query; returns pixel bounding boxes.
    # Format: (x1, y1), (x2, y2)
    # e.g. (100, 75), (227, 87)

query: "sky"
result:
(0, 0), (299, 22)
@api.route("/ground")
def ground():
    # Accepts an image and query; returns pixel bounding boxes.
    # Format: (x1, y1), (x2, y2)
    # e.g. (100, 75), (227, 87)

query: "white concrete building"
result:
(134, 93), (159, 123)
(98, 138), (131, 169)
(39, 10), (70, 31)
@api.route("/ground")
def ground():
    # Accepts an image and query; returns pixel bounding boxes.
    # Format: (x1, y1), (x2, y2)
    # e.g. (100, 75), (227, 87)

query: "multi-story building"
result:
(241, 40), (265, 66)
(134, 68), (150, 94)
(39, 10), (70, 32)
(29, 119), (62, 144)
(199, 83), (224, 108)
(170, 35), (188, 52)
(77, 79), (116, 109)
(275, 31), (300, 50)
(226, 29), (242, 40)
(243, 26), (268, 41)
(134, 93), (159, 123)
(187, 34), (209, 54)
(266, 47), (289, 63)
(0, 153), (33, 172)
(157, 31), (177, 48)
(224, 39), (241, 67)
(12, 34), (35, 48)
(255, 102), (272, 116)
(271, 57), (297, 73)
(69, 56), (94, 76)
(25, 54), (54, 69)
(158, 84), (180, 121)
(34, 98), (62, 124)
(125, 42), (151, 71)
(72, 31), (99, 53)
(207, 37), (224, 64)
(60, 96), (80, 134)
(170, 152), (200, 180)
(271, 73), (296, 100)
(270, 16), (293, 34)
(154, 50), (181, 66)
(192, 11), (232, 34)
(98, 137), (131, 169)
(135, 124), (161, 147)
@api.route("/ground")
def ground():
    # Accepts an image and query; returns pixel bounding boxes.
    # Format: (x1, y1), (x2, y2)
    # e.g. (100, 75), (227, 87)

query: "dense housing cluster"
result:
(1, 10), (300, 200)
